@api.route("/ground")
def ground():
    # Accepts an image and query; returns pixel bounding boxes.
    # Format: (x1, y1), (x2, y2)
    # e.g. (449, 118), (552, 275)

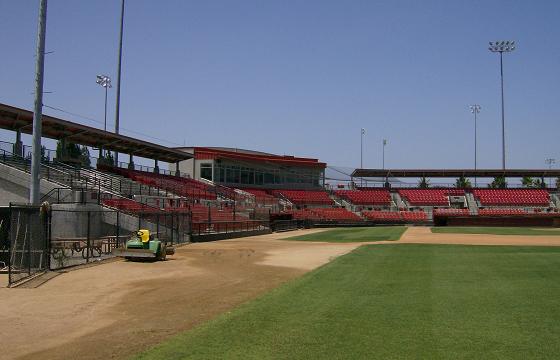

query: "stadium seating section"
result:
(334, 189), (391, 205)
(272, 190), (333, 206)
(285, 208), (359, 222)
(190, 203), (247, 222)
(100, 166), (217, 200)
(472, 189), (550, 206)
(362, 210), (427, 222)
(362, 210), (402, 222)
(398, 189), (465, 206)
(102, 198), (154, 212)
(433, 208), (470, 217)
(238, 188), (278, 204)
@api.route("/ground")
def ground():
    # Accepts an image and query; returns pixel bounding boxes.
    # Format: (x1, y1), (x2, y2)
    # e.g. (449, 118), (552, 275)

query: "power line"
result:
(43, 104), (184, 147)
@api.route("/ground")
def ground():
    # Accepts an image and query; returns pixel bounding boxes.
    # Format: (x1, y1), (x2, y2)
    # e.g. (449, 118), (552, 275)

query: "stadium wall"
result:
(434, 215), (560, 227)
(0, 163), (59, 205)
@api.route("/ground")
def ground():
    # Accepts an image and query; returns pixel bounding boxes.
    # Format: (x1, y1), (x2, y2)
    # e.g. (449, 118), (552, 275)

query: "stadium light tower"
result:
(488, 40), (516, 170)
(96, 75), (112, 131)
(114, 0), (125, 166)
(469, 105), (481, 186)
(546, 158), (556, 187)
(360, 128), (365, 186)
(382, 139), (387, 170)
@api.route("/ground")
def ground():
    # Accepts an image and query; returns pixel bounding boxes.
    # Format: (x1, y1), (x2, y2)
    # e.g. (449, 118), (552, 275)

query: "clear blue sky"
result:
(1, 0), (559, 170)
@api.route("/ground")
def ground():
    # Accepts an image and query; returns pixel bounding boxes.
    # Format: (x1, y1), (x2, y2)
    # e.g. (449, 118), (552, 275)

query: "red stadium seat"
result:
(334, 189), (391, 205)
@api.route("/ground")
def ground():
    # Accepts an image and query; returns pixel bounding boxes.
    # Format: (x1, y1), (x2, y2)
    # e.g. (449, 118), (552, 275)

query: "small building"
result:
(174, 147), (326, 189)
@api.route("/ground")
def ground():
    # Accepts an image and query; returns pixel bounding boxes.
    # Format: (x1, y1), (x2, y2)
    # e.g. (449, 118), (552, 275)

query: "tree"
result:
(80, 146), (91, 167)
(556, 177), (560, 189)
(55, 140), (91, 166)
(97, 150), (114, 167)
(40, 145), (49, 162)
(532, 178), (545, 189)
(455, 176), (472, 188)
(418, 176), (430, 189)
(521, 176), (534, 188)
(489, 175), (507, 189)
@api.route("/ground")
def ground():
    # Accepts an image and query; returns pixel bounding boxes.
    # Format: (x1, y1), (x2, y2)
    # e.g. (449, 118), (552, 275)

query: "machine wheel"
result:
(157, 244), (167, 261)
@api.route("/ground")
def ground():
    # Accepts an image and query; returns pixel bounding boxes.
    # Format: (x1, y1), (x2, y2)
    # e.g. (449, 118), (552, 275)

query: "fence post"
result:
(156, 214), (160, 239)
(47, 209), (52, 270)
(86, 211), (91, 263)
(116, 210), (121, 248)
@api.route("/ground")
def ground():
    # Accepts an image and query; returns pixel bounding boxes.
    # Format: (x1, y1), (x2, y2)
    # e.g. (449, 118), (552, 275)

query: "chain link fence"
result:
(6, 204), (48, 286)
(48, 208), (192, 270)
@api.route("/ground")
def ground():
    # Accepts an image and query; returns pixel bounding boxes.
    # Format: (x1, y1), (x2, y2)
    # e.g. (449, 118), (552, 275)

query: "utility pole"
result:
(30, 0), (48, 205)
(114, 0), (125, 166)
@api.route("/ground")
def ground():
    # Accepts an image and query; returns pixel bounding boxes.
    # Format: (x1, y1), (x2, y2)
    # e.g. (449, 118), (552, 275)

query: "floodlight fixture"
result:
(96, 74), (112, 88)
(469, 104), (481, 114)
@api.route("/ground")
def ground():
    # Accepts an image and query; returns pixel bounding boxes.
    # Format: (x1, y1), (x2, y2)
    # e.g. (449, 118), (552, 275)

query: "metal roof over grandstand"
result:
(352, 169), (560, 178)
(176, 146), (327, 168)
(0, 103), (192, 163)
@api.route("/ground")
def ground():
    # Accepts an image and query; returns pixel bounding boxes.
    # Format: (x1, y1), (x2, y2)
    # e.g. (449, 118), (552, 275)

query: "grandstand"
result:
(2, 102), (560, 231)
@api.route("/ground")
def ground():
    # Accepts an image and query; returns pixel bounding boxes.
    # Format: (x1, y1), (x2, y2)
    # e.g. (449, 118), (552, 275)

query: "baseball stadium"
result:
(2, 1), (560, 360)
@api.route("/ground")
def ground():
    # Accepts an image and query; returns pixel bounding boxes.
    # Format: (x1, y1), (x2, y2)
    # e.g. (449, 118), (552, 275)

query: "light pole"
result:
(96, 75), (112, 159)
(96, 75), (112, 131)
(469, 104), (481, 186)
(382, 139), (387, 170)
(30, 0), (48, 205)
(360, 128), (365, 187)
(114, 0), (125, 166)
(546, 158), (556, 188)
(488, 40), (516, 170)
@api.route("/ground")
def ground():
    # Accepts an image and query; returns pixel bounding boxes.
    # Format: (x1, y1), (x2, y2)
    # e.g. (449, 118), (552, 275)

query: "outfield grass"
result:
(136, 244), (560, 359)
(283, 226), (407, 242)
(432, 226), (560, 236)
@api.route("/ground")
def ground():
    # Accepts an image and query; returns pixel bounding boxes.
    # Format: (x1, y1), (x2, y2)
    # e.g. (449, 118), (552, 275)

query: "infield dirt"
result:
(0, 229), (356, 360)
(3, 226), (560, 360)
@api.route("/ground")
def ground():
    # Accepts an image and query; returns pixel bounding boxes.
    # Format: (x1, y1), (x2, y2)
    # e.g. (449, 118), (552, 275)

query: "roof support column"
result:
(175, 162), (180, 177)
(128, 154), (134, 170)
(14, 129), (23, 157)
(154, 159), (159, 174)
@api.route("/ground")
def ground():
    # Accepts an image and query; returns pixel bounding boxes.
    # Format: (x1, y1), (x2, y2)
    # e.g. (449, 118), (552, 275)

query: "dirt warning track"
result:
(0, 229), (357, 360)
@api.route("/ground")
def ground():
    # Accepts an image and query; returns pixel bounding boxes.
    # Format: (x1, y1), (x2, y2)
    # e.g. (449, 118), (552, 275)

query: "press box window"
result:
(200, 163), (213, 181)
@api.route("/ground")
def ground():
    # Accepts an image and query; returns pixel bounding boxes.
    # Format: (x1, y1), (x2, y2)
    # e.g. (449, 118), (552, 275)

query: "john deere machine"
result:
(113, 229), (174, 261)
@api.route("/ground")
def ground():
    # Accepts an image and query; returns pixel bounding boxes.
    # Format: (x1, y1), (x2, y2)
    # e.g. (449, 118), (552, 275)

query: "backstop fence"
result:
(4, 204), (48, 286)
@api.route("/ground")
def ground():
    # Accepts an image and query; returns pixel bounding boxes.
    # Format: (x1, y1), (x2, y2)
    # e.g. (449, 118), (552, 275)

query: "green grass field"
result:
(136, 244), (560, 359)
(432, 226), (560, 236)
(283, 226), (407, 242)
